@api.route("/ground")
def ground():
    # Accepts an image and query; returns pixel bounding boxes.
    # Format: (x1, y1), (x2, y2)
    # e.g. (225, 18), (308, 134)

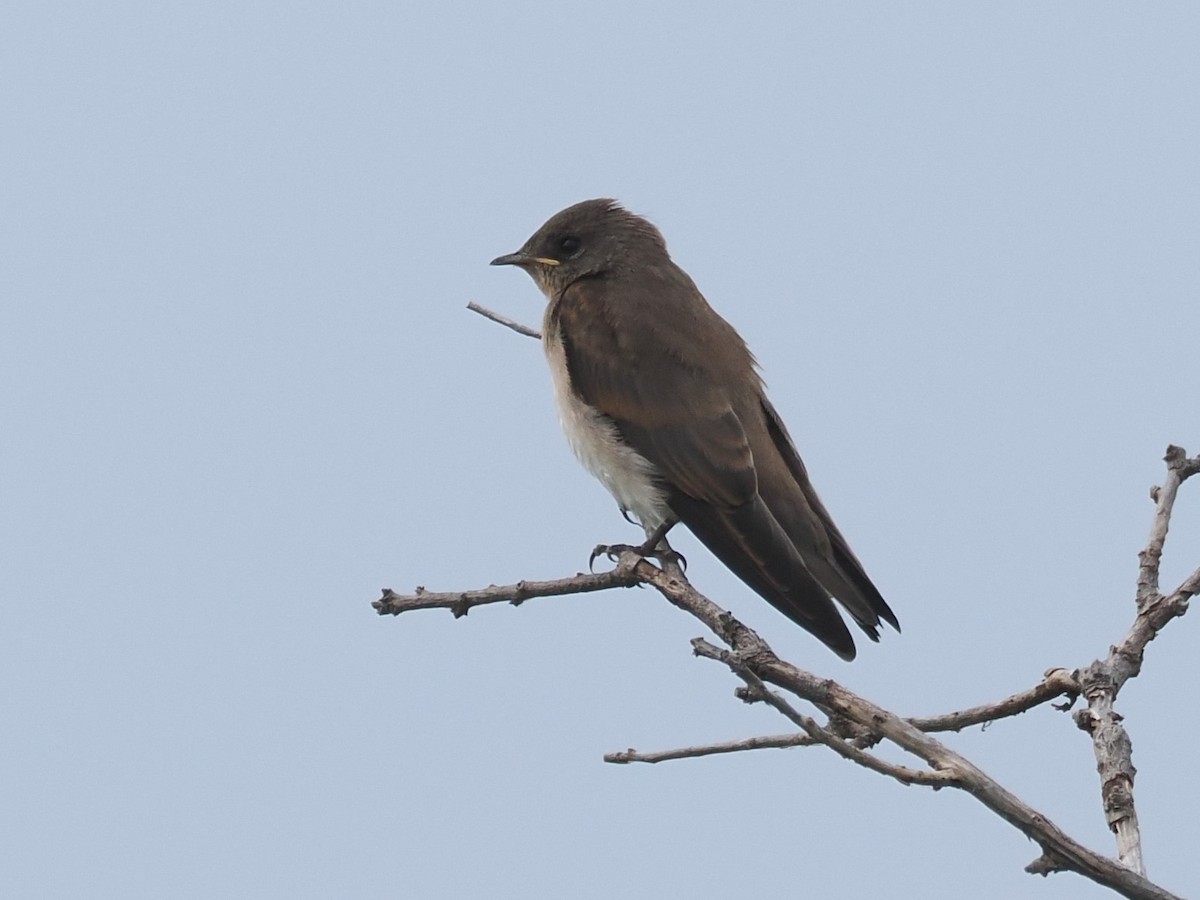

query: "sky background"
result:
(2, 3), (1198, 898)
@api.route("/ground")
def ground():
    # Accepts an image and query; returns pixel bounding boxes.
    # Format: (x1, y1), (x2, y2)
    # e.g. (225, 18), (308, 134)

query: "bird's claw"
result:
(664, 547), (688, 573)
(588, 539), (686, 572)
(645, 541), (686, 573)
(589, 542), (637, 571)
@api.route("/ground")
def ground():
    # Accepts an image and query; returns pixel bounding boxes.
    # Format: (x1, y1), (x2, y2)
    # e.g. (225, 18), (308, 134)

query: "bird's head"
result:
(490, 198), (668, 298)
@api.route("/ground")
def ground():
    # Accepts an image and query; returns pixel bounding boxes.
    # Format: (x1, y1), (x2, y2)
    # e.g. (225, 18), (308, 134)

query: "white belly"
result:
(543, 325), (671, 532)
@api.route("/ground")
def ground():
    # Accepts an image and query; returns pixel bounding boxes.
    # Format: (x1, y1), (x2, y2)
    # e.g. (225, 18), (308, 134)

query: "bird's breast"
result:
(542, 320), (670, 532)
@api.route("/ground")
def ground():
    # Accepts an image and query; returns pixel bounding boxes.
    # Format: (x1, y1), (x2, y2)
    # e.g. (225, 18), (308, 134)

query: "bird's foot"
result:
(588, 535), (687, 573)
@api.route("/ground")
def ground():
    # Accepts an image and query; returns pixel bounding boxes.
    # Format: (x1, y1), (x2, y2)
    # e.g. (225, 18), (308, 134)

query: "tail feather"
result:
(758, 398), (900, 637)
(669, 490), (858, 660)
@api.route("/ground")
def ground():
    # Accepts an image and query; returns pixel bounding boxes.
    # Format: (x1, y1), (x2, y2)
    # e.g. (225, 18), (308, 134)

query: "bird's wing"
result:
(757, 397), (900, 635)
(552, 275), (859, 658)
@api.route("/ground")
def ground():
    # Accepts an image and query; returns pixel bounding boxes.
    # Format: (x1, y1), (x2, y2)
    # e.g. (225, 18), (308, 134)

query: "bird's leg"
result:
(639, 519), (676, 557)
(640, 521), (687, 573)
(589, 517), (686, 571)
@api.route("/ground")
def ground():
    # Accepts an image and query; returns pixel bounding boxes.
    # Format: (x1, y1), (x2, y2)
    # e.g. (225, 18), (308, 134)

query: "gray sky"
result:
(3, 3), (1198, 898)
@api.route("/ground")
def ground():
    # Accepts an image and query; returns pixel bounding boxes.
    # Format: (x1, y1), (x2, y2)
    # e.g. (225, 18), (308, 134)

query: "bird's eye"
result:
(558, 235), (582, 258)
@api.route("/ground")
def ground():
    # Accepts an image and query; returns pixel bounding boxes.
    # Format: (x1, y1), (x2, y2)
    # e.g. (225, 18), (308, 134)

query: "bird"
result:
(490, 199), (898, 659)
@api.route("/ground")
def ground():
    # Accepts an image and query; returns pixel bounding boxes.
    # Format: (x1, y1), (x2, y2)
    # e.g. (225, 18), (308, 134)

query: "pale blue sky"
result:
(2, 3), (1198, 898)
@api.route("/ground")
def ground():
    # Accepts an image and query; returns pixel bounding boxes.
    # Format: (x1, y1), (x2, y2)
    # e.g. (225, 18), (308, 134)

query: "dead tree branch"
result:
(604, 733), (818, 764)
(376, 307), (1196, 898)
(376, 559), (640, 618)
(1071, 444), (1200, 876)
(909, 667), (1080, 732)
(376, 537), (1185, 898)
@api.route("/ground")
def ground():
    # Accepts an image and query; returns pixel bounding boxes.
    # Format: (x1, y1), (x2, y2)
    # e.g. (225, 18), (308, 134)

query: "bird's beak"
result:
(490, 252), (560, 268)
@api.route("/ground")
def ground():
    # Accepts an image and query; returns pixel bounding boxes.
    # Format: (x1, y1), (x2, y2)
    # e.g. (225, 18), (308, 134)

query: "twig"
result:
(1136, 445), (1200, 607)
(466, 301), (541, 339)
(609, 668), (1079, 768)
(909, 668), (1080, 733)
(604, 733), (817, 764)
(374, 559), (641, 618)
(691, 639), (954, 788)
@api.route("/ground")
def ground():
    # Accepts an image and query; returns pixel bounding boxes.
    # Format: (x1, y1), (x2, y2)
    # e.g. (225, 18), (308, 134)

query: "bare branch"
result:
(604, 733), (817, 764)
(909, 668), (1080, 733)
(374, 559), (641, 618)
(1073, 445), (1199, 877)
(1075, 681), (1144, 876)
(466, 301), (541, 339)
(1135, 445), (1199, 609)
(605, 553), (1181, 899)
(1175, 566), (1200, 602)
(690, 638), (954, 788)
(375, 445), (1199, 899)
(606, 668), (1079, 766)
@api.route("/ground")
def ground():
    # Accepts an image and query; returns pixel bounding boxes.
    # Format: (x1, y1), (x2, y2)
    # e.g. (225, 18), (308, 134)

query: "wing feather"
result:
(552, 274), (866, 657)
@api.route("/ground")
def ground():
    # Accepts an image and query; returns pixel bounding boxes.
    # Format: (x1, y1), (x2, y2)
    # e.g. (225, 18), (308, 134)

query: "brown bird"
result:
(491, 199), (897, 659)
